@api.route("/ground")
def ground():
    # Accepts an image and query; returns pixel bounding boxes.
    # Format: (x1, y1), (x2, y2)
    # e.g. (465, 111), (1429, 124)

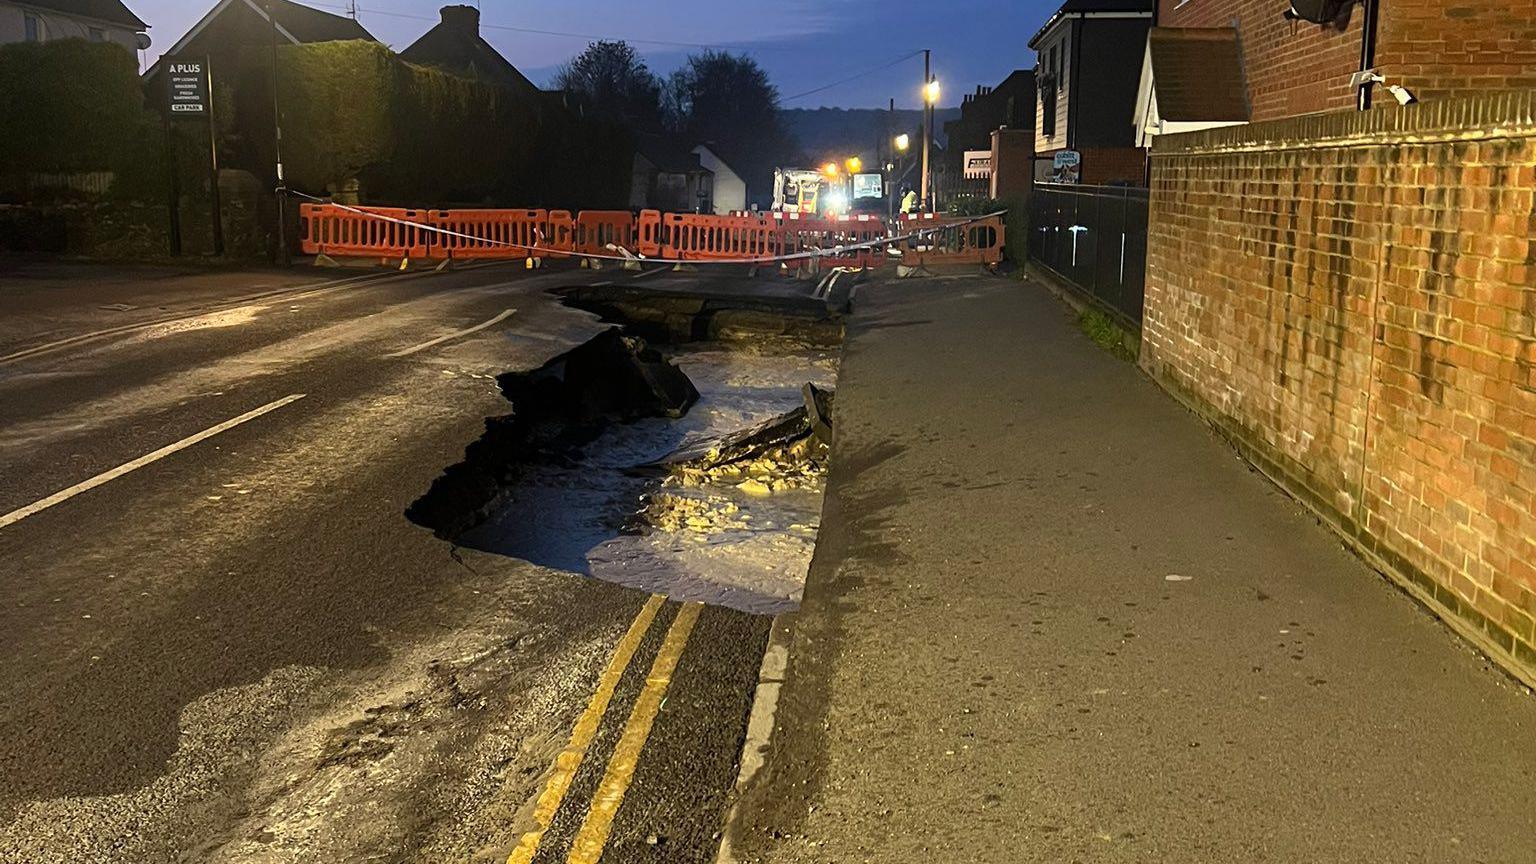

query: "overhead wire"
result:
(306, 2), (734, 49)
(779, 50), (925, 102)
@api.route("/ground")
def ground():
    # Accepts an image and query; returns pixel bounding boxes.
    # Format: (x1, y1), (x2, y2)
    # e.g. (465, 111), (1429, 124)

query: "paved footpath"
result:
(730, 273), (1536, 863)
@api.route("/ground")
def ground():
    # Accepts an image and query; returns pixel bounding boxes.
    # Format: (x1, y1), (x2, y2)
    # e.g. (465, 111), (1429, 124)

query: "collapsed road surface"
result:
(0, 261), (834, 862)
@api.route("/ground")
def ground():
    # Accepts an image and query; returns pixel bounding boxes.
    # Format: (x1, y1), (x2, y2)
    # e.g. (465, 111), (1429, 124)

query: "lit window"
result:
(24, 13), (40, 41)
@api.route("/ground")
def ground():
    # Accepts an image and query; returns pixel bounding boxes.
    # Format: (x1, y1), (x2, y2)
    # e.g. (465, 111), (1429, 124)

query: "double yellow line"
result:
(508, 595), (703, 864)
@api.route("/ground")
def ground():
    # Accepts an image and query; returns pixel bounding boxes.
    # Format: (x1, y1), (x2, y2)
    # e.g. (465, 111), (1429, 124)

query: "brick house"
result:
(400, 5), (540, 101)
(1030, 0), (1153, 185)
(1154, 0), (1536, 122)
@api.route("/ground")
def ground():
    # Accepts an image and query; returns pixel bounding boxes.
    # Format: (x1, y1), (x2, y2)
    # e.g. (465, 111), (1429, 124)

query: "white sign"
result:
(963, 150), (992, 180)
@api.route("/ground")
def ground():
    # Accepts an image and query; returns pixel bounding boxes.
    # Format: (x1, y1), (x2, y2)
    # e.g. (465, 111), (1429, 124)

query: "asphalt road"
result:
(0, 262), (771, 862)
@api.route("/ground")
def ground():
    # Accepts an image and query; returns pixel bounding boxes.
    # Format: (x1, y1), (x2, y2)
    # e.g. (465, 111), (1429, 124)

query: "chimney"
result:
(439, 4), (479, 33)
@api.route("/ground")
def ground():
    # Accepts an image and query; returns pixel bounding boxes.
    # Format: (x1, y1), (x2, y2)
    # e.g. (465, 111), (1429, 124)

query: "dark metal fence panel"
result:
(1027, 183), (1149, 325)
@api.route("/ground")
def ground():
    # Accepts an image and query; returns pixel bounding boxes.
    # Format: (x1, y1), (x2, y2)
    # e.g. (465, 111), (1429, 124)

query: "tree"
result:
(664, 51), (797, 202)
(551, 40), (663, 131)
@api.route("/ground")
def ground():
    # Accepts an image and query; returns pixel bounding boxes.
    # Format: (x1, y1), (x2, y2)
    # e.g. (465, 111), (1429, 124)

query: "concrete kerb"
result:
(714, 613), (793, 864)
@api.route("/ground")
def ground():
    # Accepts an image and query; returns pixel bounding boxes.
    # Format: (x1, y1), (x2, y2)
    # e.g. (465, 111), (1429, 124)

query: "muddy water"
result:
(459, 341), (837, 614)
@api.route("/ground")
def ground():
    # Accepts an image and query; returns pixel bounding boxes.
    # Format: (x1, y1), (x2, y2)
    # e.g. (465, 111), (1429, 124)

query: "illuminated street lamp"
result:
(822, 161), (840, 177)
(920, 49), (937, 210)
(845, 156), (862, 173)
(894, 133), (910, 152)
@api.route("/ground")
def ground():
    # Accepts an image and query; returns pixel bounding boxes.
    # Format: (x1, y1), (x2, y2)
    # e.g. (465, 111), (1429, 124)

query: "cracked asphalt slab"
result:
(0, 262), (784, 862)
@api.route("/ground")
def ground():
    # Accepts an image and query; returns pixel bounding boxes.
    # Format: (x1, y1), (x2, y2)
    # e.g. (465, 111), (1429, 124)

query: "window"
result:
(1055, 40), (1064, 91)
(1042, 82), (1057, 138)
(88, 26), (105, 41)
(24, 13), (40, 41)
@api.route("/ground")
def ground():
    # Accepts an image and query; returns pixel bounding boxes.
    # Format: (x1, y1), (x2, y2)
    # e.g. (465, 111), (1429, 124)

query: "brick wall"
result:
(1159, 0), (1363, 121)
(1161, 0), (1536, 122)
(1376, 0), (1536, 102)
(1079, 147), (1147, 185)
(1141, 93), (1536, 682)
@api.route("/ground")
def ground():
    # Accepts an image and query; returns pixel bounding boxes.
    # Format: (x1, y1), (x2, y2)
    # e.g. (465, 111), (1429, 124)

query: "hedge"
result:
(228, 41), (632, 209)
(0, 40), (165, 198)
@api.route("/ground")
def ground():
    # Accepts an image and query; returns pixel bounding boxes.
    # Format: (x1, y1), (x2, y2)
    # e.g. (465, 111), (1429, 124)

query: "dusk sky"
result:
(133, 0), (1057, 109)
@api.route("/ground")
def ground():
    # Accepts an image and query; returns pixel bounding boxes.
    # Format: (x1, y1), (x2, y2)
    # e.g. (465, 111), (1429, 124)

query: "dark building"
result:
(938, 69), (1036, 203)
(143, 0), (372, 87)
(630, 133), (710, 213)
(943, 69), (1036, 156)
(400, 5), (540, 100)
(1029, 0), (1152, 184)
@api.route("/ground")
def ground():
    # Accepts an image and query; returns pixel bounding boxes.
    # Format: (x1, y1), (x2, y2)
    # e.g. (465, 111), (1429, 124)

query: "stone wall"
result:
(1141, 94), (1536, 682)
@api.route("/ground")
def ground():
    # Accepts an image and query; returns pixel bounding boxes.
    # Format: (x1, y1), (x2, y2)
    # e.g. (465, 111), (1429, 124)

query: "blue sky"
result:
(134, 0), (1059, 108)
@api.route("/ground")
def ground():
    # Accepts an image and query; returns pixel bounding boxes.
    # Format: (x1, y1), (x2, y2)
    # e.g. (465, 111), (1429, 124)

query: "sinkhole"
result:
(406, 286), (843, 614)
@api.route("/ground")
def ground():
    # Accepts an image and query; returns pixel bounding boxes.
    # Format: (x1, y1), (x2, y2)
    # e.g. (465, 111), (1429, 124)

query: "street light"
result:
(845, 156), (862, 173)
(822, 161), (840, 177)
(920, 50), (936, 211)
(894, 133), (910, 152)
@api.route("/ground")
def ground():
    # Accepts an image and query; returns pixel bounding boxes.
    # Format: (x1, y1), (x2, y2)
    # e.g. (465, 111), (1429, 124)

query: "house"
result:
(944, 69), (1035, 156)
(942, 69), (1036, 201)
(1153, 0), (1536, 121)
(143, 0), (372, 86)
(631, 134), (711, 213)
(400, 5), (540, 100)
(1, 0), (147, 52)
(692, 144), (745, 214)
(1029, 0), (1152, 185)
(1132, 27), (1250, 147)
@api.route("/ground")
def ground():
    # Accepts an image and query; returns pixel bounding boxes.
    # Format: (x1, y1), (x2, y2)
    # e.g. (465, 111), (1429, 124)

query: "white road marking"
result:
(384, 308), (516, 358)
(0, 269), (433, 367)
(0, 393), (306, 530)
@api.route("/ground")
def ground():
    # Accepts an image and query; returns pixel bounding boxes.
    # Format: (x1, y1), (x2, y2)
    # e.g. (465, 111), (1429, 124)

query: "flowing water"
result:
(459, 340), (837, 614)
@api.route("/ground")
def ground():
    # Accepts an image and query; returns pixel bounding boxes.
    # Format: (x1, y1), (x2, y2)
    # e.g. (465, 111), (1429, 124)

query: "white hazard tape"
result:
(291, 190), (1005, 267)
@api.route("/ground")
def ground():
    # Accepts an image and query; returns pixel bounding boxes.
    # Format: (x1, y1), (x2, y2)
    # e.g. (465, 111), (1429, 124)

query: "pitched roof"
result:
(264, 0), (371, 42)
(144, 0), (373, 80)
(635, 134), (703, 174)
(19, 0), (147, 29)
(400, 5), (540, 97)
(1148, 27), (1250, 122)
(1030, 0), (1152, 47)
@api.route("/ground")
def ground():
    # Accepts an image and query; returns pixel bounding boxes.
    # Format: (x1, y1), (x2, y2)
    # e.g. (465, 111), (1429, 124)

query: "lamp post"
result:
(920, 50), (940, 212)
(267, 0), (288, 265)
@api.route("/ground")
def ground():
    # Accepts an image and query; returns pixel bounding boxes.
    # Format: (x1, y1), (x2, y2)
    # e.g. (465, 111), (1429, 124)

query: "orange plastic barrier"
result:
(300, 203), (430, 259)
(660, 213), (778, 261)
(897, 213), (1006, 266)
(297, 201), (1000, 267)
(547, 210), (575, 258)
(637, 210), (662, 257)
(428, 208), (548, 259)
(576, 210), (638, 256)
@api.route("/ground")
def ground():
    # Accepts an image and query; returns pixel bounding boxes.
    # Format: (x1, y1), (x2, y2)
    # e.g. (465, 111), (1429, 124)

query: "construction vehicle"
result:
(773, 165), (887, 217)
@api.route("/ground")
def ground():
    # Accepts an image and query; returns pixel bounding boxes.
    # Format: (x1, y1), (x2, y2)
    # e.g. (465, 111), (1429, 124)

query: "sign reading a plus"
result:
(166, 58), (209, 117)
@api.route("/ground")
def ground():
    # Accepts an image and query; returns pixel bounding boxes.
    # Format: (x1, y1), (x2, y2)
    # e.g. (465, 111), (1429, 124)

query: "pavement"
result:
(0, 261), (787, 862)
(730, 272), (1536, 863)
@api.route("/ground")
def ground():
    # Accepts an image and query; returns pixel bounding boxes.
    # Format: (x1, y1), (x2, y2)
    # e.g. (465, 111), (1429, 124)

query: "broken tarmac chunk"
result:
(500, 327), (699, 422)
(406, 328), (700, 539)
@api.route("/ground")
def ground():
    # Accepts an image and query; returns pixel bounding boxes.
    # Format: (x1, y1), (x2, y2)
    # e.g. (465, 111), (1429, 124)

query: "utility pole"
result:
(920, 49), (931, 211)
(267, 0), (288, 265)
(888, 96), (896, 220)
(205, 53), (224, 256)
